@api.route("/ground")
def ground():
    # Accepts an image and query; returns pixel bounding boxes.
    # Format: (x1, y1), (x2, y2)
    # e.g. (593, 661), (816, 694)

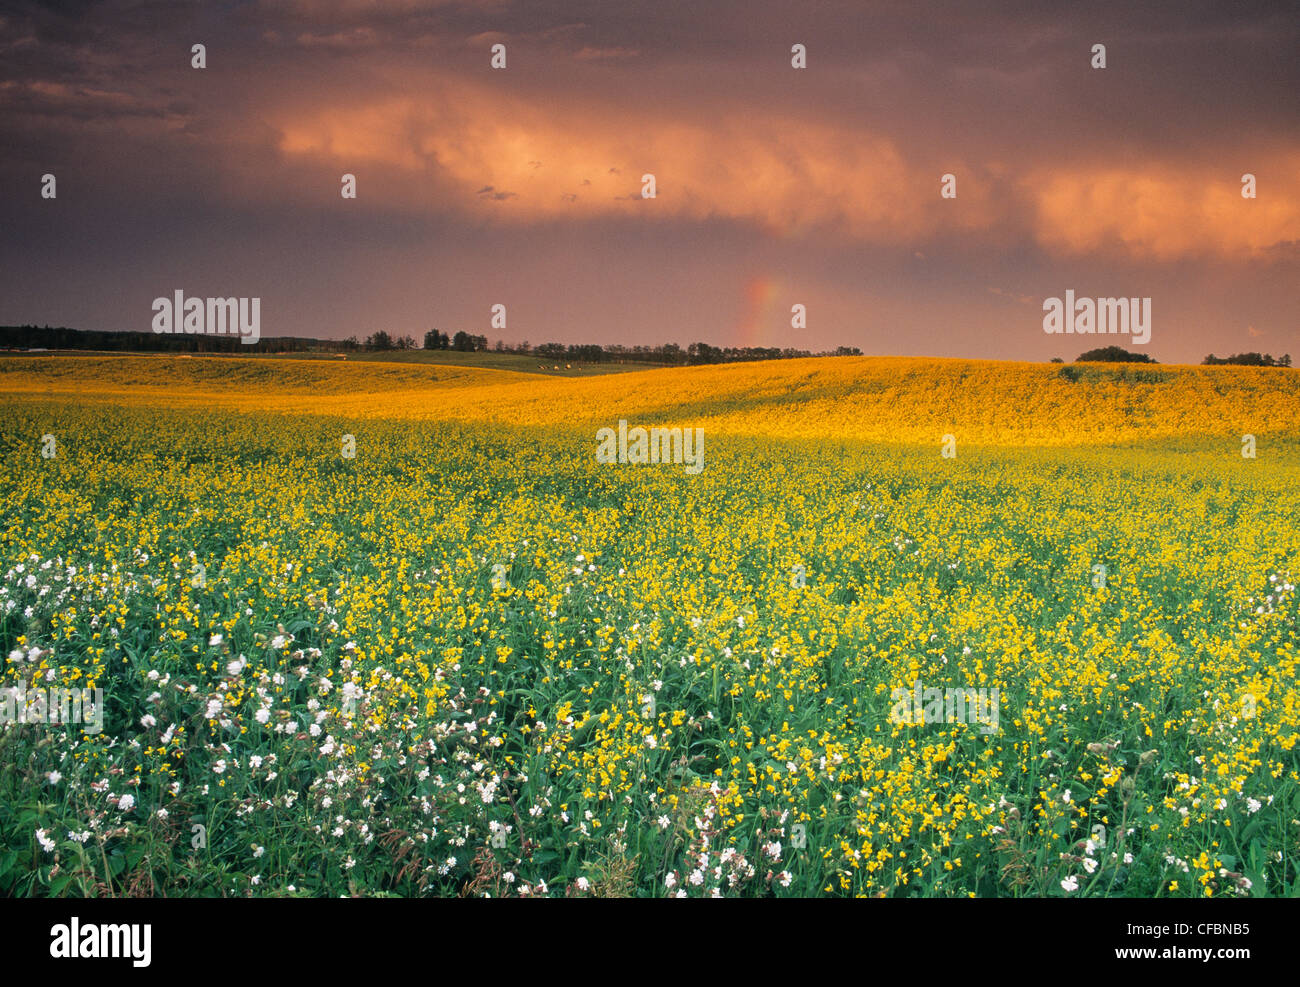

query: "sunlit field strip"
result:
(3, 355), (1299, 444)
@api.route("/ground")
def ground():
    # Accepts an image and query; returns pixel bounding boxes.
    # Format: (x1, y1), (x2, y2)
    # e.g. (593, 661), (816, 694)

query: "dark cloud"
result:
(0, 0), (1295, 361)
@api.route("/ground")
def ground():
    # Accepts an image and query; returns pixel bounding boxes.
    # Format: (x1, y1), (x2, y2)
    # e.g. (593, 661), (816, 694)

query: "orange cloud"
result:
(1025, 161), (1300, 259)
(274, 76), (996, 241)
(273, 74), (1298, 260)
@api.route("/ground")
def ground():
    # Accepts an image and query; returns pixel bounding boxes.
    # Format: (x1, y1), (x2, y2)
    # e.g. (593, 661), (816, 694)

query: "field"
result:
(1, 354), (1298, 897)
(5, 348), (669, 377)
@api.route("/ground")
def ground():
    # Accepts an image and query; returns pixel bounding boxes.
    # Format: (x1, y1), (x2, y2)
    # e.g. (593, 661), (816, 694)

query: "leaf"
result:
(49, 873), (74, 896)
(1239, 816), (1265, 845)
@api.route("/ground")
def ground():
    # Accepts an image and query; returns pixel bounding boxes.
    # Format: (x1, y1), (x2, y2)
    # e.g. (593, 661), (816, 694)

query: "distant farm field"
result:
(1, 355), (1297, 897)
(2, 347), (670, 378)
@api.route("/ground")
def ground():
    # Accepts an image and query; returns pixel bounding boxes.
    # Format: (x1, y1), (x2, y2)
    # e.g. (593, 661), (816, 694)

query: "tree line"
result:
(1200, 351), (1292, 367)
(6, 325), (1286, 368)
(1064, 345), (1292, 366)
(0, 325), (862, 364)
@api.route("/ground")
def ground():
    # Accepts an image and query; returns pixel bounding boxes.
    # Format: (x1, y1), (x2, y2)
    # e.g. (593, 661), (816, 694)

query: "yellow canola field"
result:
(3, 354), (1298, 445)
(1, 352), (1298, 898)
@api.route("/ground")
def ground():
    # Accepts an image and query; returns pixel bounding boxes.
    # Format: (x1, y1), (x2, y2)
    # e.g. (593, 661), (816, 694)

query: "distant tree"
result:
(423, 329), (450, 350)
(365, 331), (395, 351)
(1076, 346), (1157, 364)
(1202, 352), (1291, 367)
(1050, 357), (1064, 363)
(395, 335), (415, 350)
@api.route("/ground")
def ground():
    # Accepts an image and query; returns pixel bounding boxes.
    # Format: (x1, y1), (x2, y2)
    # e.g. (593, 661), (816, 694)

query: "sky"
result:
(0, 0), (1296, 363)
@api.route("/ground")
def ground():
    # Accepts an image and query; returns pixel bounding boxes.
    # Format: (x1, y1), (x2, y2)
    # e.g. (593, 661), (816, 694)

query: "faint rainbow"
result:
(736, 275), (782, 348)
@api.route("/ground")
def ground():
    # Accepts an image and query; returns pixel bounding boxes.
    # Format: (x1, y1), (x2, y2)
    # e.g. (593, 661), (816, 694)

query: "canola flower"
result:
(0, 355), (1297, 898)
